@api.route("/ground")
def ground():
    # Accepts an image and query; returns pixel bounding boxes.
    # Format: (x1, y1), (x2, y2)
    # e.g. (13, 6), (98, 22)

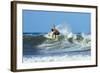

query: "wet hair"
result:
(51, 28), (54, 31)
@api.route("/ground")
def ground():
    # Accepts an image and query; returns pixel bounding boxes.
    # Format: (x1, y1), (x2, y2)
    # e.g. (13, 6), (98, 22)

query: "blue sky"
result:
(23, 10), (91, 33)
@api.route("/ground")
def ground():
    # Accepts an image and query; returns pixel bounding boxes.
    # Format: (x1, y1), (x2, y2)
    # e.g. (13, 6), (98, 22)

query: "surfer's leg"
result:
(52, 34), (55, 39)
(55, 34), (56, 39)
(56, 35), (59, 40)
(52, 33), (56, 39)
(52, 34), (53, 38)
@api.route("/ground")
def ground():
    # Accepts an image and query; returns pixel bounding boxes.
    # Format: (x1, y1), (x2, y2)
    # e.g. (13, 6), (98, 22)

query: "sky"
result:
(23, 10), (91, 33)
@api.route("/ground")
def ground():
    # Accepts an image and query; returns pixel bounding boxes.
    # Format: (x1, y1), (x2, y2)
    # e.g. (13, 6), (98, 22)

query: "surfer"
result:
(51, 25), (60, 40)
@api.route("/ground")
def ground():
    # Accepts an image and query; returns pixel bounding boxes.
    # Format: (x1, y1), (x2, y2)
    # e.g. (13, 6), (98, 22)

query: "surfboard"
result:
(44, 32), (59, 40)
(44, 32), (54, 39)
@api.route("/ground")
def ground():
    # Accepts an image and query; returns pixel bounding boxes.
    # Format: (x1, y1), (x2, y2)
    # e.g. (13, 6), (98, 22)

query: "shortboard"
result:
(44, 32), (59, 40)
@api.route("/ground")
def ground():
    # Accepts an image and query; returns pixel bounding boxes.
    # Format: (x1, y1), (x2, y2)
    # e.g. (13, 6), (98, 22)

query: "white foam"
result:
(56, 23), (71, 35)
(23, 54), (91, 63)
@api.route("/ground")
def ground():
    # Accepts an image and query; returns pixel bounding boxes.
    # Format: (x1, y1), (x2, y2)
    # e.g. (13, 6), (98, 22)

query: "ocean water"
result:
(23, 33), (91, 63)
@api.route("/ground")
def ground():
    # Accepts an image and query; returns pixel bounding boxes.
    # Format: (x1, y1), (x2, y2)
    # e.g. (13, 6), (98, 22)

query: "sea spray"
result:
(37, 24), (91, 51)
(56, 23), (71, 35)
(23, 24), (91, 63)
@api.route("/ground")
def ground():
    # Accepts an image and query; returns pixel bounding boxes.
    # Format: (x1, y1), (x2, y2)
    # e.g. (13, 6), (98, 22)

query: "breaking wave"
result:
(37, 24), (91, 52)
(23, 24), (91, 63)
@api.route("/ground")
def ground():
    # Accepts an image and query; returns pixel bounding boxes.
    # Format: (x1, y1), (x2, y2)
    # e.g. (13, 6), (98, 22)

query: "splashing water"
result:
(23, 23), (91, 63)
(56, 23), (71, 35)
(38, 23), (91, 51)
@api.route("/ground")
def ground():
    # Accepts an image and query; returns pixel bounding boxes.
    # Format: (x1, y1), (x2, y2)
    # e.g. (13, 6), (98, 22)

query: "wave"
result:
(23, 24), (91, 63)
(23, 52), (91, 63)
(37, 24), (90, 52)
(23, 24), (91, 55)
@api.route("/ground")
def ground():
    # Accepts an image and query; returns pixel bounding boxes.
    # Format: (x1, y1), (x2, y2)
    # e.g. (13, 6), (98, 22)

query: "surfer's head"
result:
(51, 28), (54, 31)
